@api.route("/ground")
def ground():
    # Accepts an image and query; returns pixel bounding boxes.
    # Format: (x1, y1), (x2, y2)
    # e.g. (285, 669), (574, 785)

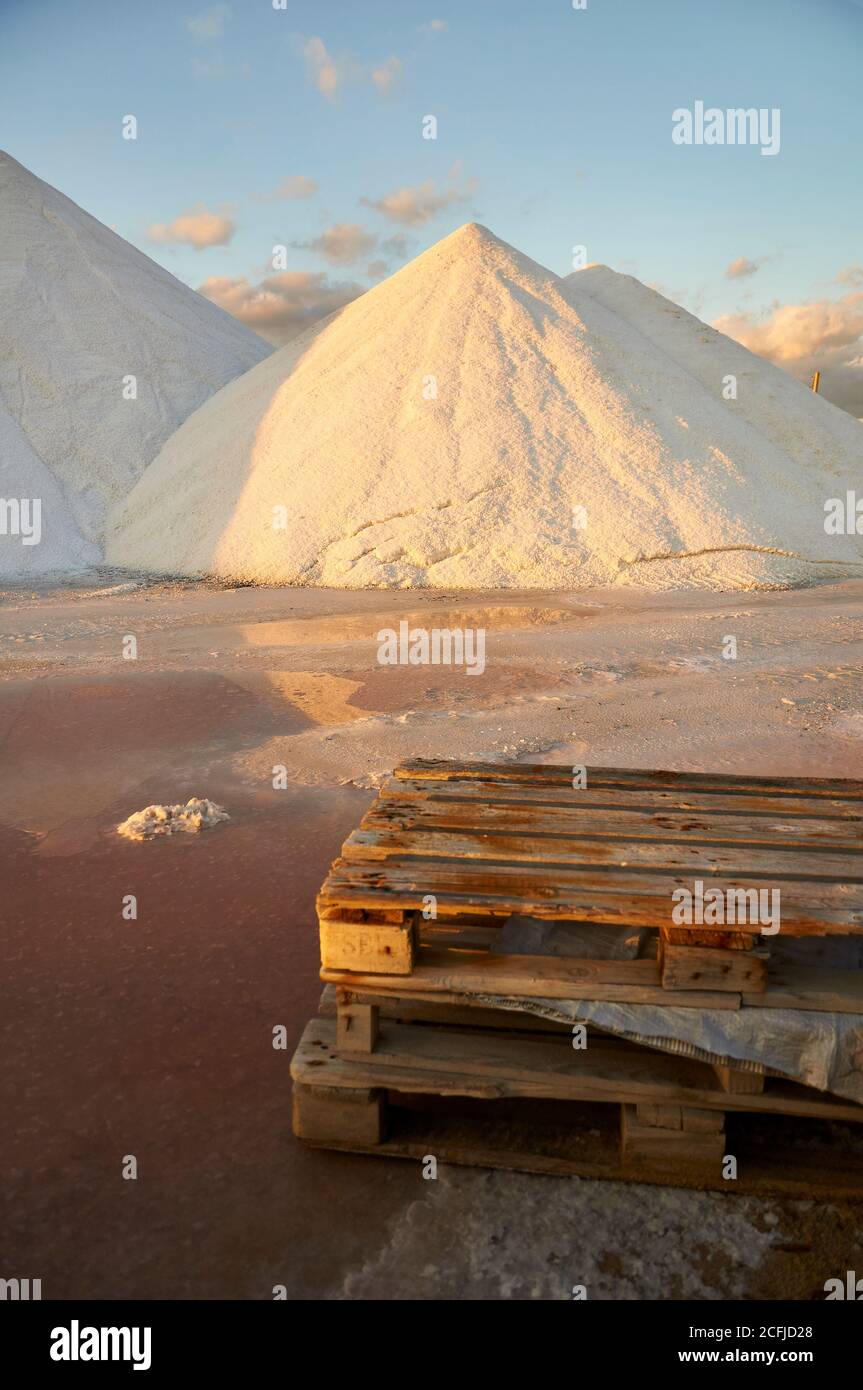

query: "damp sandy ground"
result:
(2, 576), (863, 1299)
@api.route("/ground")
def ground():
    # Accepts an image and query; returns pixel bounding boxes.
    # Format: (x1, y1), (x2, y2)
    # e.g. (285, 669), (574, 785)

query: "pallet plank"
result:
(318, 858), (863, 934)
(321, 946), (742, 1009)
(343, 824), (861, 882)
(292, 1017), (863, 1122)
(364, 797), (863, 850)
(322, 952), (863, 1015)
(384, 777), (863, 820)
(395, 759), (863, 798)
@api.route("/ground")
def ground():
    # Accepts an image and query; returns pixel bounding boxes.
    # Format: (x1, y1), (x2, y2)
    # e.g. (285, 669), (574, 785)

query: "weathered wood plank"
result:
(386, 777), (863, 819)
(318, 858), (863, 934)
(364, 797), (863, 849)
(291, 1018), (863, 1122)
(395, 759), (863, 797)
(342, 824), (861, 882)
(322, 951), (863, 1015)
(321, 947), (741, 1009)
(746, 966), (863, 1013)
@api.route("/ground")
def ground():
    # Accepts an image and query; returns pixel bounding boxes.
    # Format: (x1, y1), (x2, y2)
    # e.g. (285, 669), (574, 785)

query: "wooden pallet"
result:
(290, 991), (863, 1198)
(297, 761), (863, 1194)
(317, 760), (863, 1012)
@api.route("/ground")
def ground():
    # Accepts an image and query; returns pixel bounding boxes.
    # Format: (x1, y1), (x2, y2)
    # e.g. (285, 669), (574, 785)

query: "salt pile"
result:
(0, 151), (271, 575)
(107, 222), (863, 591)
(0, 402), (98, 577)
(116, 798), (229, 840)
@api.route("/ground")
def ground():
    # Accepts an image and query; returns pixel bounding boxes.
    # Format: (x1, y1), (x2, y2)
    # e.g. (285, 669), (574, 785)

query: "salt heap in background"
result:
(0, 151), (272, 575)
(107, 223), (863, 591)
(0, 403), (98, 577)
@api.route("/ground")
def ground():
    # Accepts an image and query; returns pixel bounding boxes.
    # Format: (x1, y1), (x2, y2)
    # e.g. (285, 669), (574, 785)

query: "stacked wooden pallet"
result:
(291, 760), (863, 1196)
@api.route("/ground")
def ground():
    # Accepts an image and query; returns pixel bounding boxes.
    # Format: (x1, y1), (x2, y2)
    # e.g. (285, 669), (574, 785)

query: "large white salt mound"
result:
(0, 403), (98, 577)
(107, 223), (863, 591)
(566, 264), (863, 489)
(0, 151), (272, 543)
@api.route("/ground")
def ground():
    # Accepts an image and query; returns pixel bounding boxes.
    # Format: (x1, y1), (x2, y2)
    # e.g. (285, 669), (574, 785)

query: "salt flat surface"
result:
(107, 222), (863, 591)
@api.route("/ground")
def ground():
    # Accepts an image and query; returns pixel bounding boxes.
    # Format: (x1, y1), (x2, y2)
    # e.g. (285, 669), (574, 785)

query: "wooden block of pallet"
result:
(634, 1103), (725, 1133)
(714, 1065), (766, 1095)
(293, 1082), (385, 1145)
(319, 912), (416, 975)
(621, 1104), (726, 1165)
(659, 934), (769, 993)
(336, 1001), (379, 1053)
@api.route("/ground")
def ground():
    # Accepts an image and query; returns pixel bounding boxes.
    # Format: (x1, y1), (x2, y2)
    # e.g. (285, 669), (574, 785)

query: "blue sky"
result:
(2, 0), (862, 407)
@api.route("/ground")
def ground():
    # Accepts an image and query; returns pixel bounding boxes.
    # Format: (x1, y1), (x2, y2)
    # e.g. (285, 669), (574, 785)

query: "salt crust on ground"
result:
(0, 151), (271, 572)
(337, 1168), (780, 1300)
(116, 798), (229, 840)
(108, 222), (863, 591)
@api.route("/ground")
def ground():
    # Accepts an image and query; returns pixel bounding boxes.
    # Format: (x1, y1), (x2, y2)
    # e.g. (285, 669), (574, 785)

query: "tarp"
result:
(484, 920), (863, 1105)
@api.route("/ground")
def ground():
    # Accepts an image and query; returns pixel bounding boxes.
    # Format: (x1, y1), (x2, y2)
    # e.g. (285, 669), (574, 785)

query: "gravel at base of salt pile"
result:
(116, 798), (229, 841)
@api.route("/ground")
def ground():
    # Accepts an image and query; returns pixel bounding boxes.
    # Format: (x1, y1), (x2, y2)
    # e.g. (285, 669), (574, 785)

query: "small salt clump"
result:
(117, 798), (229, 841)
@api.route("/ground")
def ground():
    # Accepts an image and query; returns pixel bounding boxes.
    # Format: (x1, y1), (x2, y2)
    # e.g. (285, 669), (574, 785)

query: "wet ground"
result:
(2, 578), (863, 1298)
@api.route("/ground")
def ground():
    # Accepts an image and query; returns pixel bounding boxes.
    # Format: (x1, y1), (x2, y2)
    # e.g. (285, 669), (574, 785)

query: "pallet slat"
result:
(293, 1017), (863, 1123)
(395, 759), (863, 798)
(343, 824), (861, 881)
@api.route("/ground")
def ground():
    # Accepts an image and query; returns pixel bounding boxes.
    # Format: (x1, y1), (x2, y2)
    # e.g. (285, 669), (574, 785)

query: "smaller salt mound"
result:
(565, 264), (863, 480)
(0, 151), (272, 543)
(0, 403), (98, 577)
(117, 798), (229, 840)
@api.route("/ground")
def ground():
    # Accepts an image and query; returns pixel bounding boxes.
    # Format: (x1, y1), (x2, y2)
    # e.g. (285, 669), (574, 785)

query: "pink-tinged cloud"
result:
(361, 164), (477, 226)
(251, 175), (318, 203)
(420, 19), (447, 32)
(371, 56), (403, 96)
(836, 264), (863, 287)
(714, 292), (863, 417)
(725, 255), (759, 280)
(148, 204), (235, 249)
(197, 271), (363, 344)
(302, 36), (360, 100)
(294, 223), (377, 266)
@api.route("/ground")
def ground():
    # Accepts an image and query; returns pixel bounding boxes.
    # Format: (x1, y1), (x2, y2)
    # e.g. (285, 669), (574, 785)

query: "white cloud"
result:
(725, 256), (760, 280)
(836, 264), (863, 288)
(300, 35), (405, 100)
(361, 164), (477, 226)
(302, 36), (360, 100)
(714, 292), (863, 417)
(420, 19), (447, 32)
(186, 5), (230, 40)
(371, 56), (403, 97)
(294, 223), (377, 266)
(148, 204), (235, 250)
(198, 271), (363, 344)
(251, 175), (318, 203)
